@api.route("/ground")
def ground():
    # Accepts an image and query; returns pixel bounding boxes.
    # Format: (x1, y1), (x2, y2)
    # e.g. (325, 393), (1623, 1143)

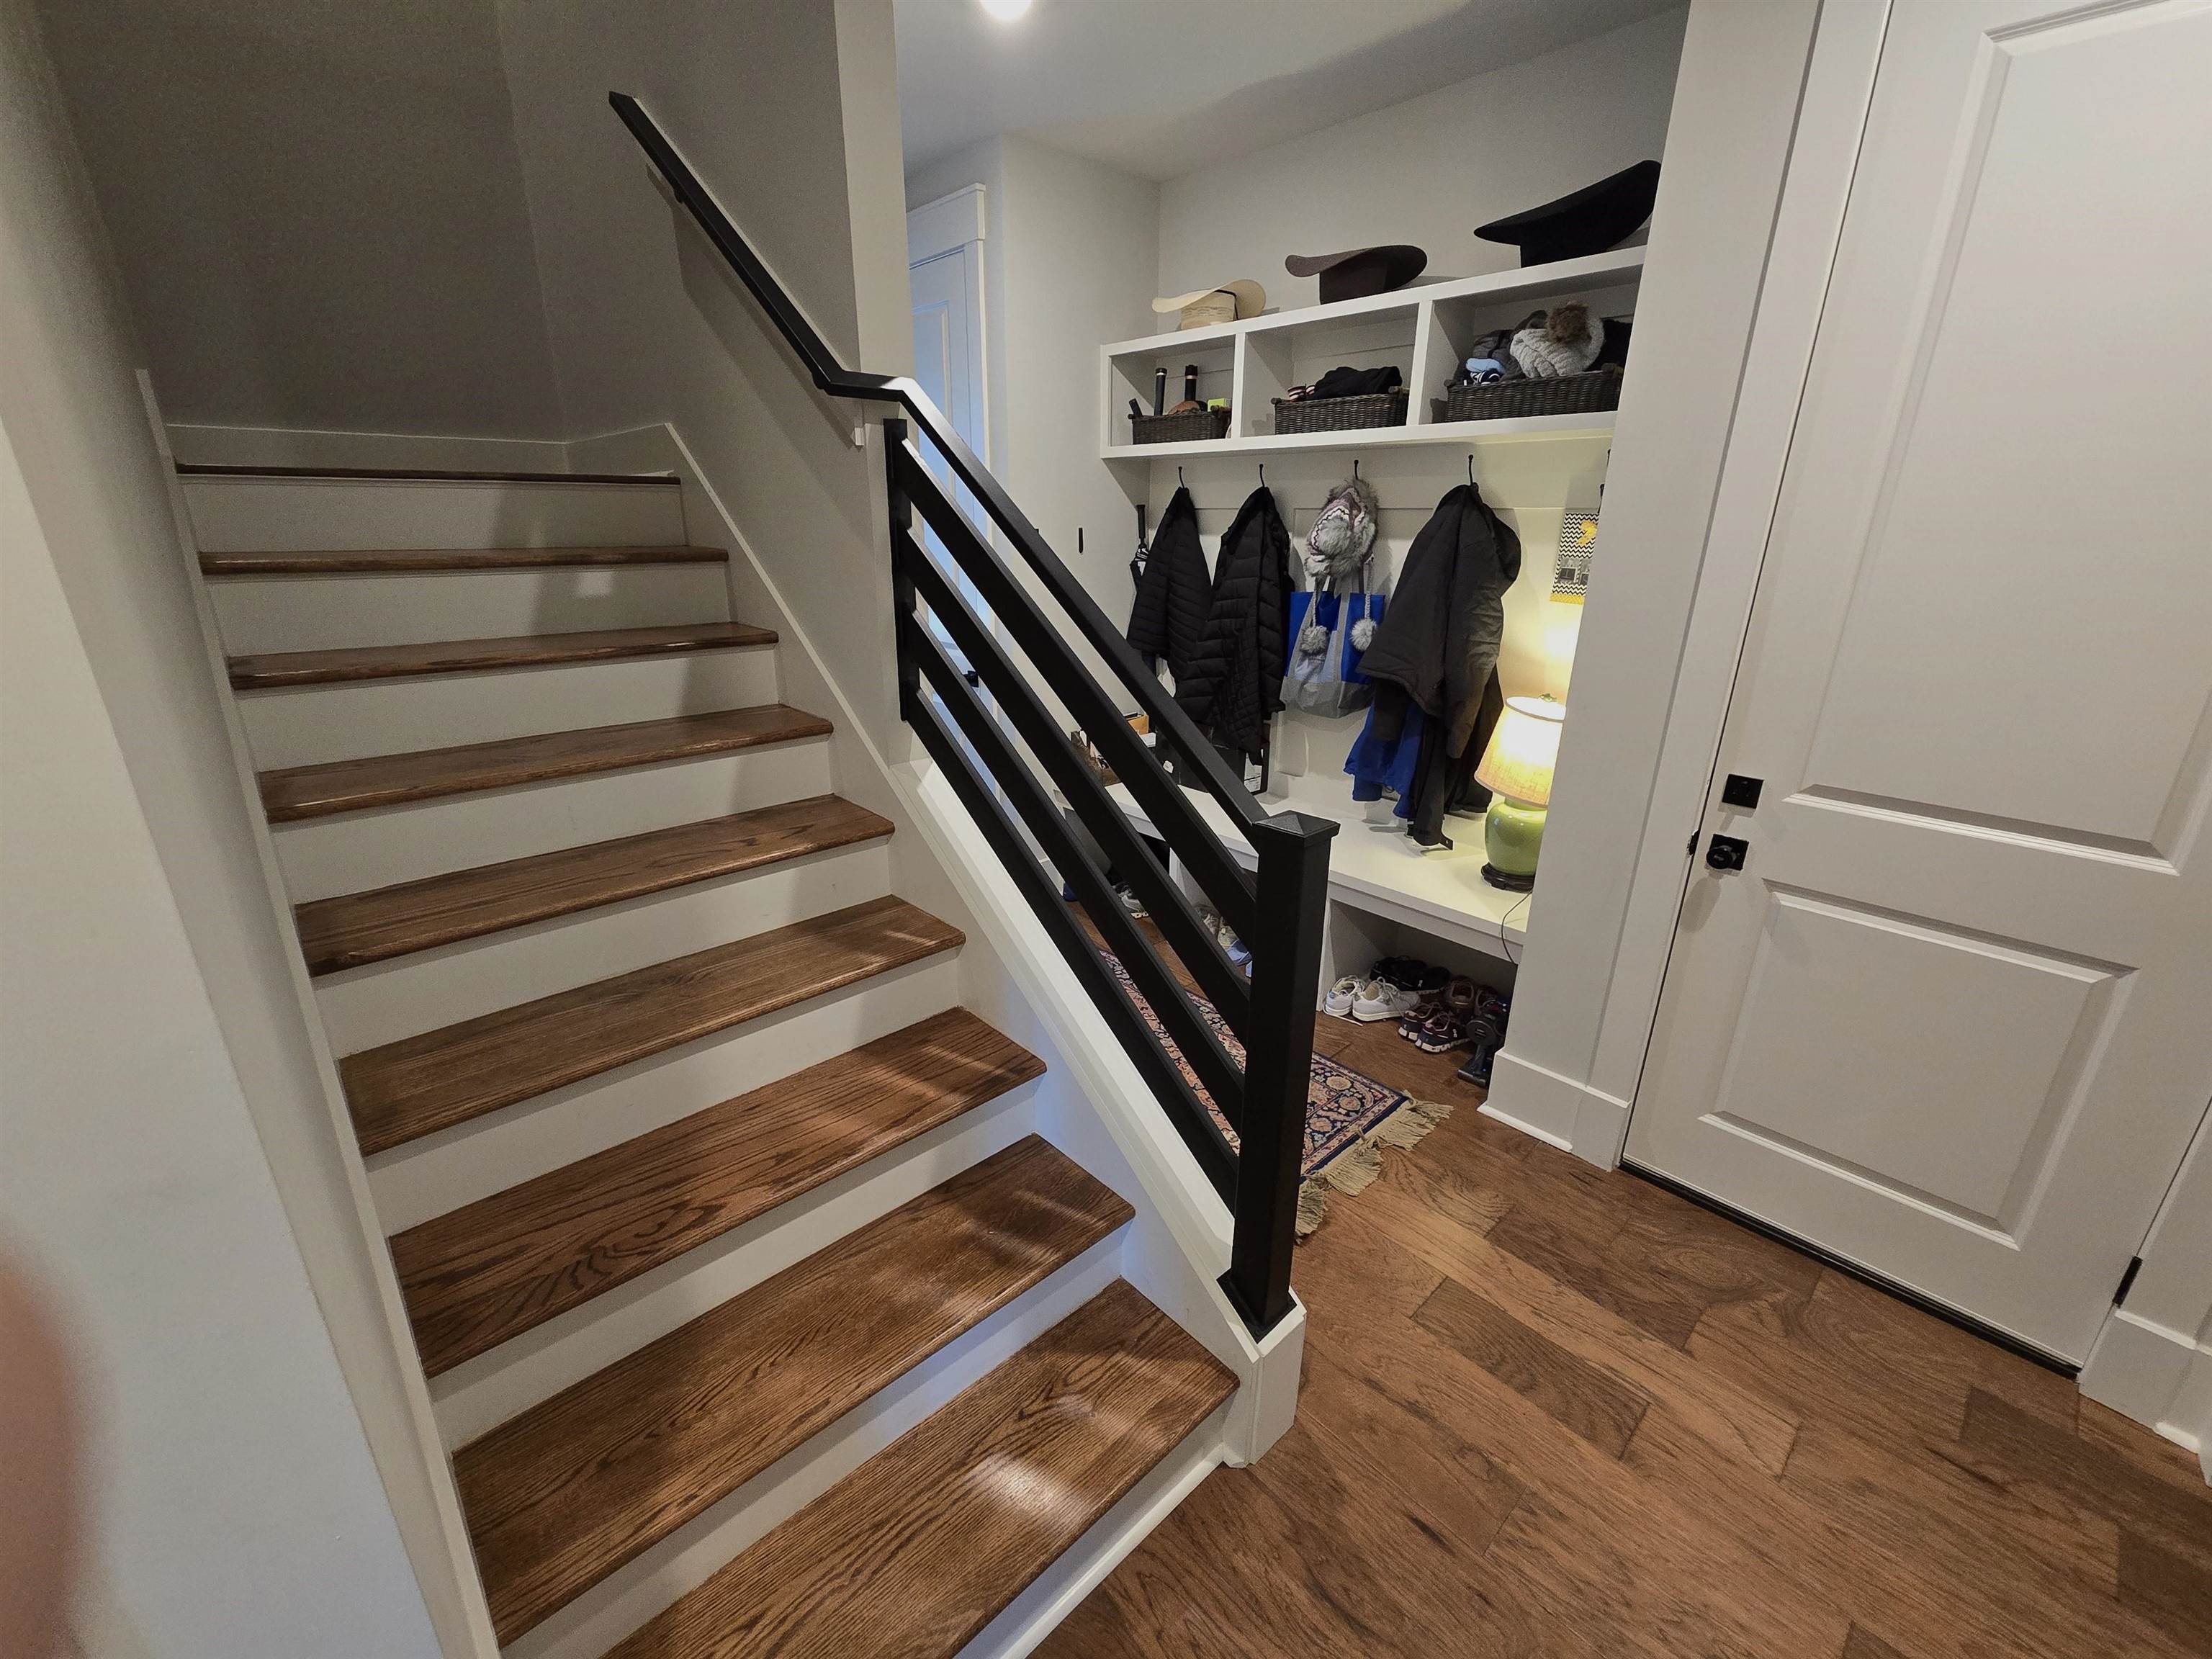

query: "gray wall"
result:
(36, 0), (564, 439)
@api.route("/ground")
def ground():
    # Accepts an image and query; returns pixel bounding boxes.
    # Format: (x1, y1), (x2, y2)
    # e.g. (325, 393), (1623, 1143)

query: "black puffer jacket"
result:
(1125, 486), (1208, 684)
(1175, 485), (1291, 763)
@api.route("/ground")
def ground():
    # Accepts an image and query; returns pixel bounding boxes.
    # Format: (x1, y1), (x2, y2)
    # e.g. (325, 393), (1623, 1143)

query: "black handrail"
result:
(612, 91), (1334, 1337)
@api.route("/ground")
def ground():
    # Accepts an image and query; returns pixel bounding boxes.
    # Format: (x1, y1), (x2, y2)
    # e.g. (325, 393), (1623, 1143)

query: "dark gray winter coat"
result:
(1356, 482), (1520, 758)
(1125, 486), (1208, 684)
(1174, 485), (1291, 764)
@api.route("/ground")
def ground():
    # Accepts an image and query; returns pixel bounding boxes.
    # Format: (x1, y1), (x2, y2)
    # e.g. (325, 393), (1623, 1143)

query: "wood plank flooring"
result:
(607, 1279), (1235, 1659)
(258, 703), (832, 822)
(1037, 1008), (2212, 1659)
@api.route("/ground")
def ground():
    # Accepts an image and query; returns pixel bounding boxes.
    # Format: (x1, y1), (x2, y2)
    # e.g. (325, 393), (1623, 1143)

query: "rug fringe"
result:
(1295, 1095), (1454, 1238)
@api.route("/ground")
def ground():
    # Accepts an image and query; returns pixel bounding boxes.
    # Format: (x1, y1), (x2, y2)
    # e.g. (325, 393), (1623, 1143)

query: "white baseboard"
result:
(166, 421), (575, 474)
(1483, 1048), (1629, 1166)
(2080, 1305), (2212, 1479)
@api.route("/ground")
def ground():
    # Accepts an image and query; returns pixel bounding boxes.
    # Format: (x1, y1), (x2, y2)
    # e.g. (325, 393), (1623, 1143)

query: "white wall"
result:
(35, 0), (565, 441)
(0, 12), (444, 1651)
(1156, 7), (1686, 310)
(496, 0), (911, 747)
(0, 4), (494, 1648)
(1480, 0), (1832, 1156)
(907, 133), (1161, 642)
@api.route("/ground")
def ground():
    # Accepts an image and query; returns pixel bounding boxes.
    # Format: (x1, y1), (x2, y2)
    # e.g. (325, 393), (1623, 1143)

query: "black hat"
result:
(1475, 161), (1661, 268)
(1284, 244), (1428, 305)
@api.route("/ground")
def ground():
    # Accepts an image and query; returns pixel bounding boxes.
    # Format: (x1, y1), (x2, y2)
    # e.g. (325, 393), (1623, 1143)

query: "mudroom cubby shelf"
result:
(1100, 246), (1644, 462)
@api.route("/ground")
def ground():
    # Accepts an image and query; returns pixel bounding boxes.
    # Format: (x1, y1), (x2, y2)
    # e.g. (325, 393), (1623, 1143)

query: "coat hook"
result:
(1352, 458), (1361, 482)
(1177, 466), (1186, 488)
(1467, 453), (1476, 486)
(1258, 462), (1267, 489)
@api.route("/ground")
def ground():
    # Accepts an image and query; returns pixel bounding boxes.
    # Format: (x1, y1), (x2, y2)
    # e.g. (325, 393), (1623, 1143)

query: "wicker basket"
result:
(1270, 388), (1410, 436)
(1130, 407), (1232, 445)
(1435, 368), (1622, 423)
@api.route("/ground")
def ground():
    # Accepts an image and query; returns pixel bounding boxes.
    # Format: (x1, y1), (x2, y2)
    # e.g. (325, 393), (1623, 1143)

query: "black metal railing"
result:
(611, 91), (1334, 1336)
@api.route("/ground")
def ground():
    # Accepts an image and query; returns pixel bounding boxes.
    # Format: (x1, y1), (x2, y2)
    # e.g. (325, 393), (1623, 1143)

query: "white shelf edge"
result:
(1100, 246), (1646, 361)
(1102, 411), (1614, 463)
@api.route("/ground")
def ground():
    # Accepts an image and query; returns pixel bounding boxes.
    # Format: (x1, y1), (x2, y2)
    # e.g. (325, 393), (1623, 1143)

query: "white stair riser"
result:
(237, 649), (781, 769)
(271, 742), (838, 901)
(364, 956), (966, 1232)
(318, 843), (896, 1051)
(500, 1233), (1125, 1659)
(183, 477), (686, 552)
(210, 565), (732, 654)
(428, 1083), (1041, 1447)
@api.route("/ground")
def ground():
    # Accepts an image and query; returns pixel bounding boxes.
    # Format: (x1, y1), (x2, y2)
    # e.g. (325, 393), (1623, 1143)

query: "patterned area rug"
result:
(1100, 952), (1449, 1236)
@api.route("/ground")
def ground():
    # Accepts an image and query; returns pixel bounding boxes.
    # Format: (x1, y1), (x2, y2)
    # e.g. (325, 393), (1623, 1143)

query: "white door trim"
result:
(1565, 1), (1897, 1164)
(907, 184), (986, 266)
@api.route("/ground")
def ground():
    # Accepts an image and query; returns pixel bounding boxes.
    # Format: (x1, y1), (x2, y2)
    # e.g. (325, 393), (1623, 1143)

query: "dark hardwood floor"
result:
(1038, 1002), (2212, 1658)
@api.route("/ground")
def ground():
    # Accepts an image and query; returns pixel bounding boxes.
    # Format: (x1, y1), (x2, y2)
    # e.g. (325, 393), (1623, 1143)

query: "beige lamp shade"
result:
(1475, 696), (1564, 807)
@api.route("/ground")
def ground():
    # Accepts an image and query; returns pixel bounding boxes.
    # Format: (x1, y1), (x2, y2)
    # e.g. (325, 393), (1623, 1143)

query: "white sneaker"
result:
(1323, 976), (1360, 1017)
(1351, 979), (1424, 1022)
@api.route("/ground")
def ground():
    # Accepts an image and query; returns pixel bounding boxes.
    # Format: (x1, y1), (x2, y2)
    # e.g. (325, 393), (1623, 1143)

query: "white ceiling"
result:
(895, 0), (1679, 183)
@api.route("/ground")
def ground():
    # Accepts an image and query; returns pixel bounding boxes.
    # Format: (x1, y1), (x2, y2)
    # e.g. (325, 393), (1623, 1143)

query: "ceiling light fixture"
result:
(977, 0), (1033, 19)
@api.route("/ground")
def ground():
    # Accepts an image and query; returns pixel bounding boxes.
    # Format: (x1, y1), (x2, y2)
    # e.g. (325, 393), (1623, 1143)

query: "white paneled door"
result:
(1627, 0), (2212, 1362)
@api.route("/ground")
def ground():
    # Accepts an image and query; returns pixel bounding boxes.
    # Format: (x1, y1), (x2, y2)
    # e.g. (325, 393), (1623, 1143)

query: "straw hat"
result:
(1151, 279), (1267, 330)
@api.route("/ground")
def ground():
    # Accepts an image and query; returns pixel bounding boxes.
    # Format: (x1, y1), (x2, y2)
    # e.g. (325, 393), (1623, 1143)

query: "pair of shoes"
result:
(1323, 976), (1360, 1017)
(1455, 989), (1511, 1084)
(1352, 965), (1445, 1022)
(1216, 918), (1252, 977)
(1406, 977), (1481, 1053)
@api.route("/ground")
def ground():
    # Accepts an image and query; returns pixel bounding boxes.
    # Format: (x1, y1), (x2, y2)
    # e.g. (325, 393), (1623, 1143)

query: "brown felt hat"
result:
(1284, 245), (1428, 304)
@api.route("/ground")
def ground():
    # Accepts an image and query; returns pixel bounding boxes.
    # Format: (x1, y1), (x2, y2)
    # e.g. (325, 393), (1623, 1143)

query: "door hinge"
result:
(2116, 1255), (2143, 1304)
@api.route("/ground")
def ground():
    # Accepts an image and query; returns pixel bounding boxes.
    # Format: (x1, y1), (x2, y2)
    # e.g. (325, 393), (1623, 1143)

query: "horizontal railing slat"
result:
(907, 626), (1247, 1130)
(894, 531), (1256, 1039)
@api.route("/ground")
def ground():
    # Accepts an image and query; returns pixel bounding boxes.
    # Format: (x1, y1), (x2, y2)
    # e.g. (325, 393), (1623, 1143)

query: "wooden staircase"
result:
(189, 467), (1235, 1655)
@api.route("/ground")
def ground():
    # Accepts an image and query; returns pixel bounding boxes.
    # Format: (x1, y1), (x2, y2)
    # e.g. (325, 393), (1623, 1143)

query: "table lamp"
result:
(1474, 696), (1563, 891)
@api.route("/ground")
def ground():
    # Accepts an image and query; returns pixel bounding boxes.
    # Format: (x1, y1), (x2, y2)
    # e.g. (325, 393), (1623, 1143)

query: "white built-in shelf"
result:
(1100, 410), (1613, 462)
(1107, 775), (1532, 964)
(1102, 246), (1643, 464)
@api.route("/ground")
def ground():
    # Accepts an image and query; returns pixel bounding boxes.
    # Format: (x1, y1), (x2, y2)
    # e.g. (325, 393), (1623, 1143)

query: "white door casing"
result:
(907, 185), (992, 651)
(1628, 0), (2212, 1362)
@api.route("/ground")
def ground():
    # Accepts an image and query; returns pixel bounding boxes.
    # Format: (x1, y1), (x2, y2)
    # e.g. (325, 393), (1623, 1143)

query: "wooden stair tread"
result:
(228, 621), (776, 688)
(258, 704), (831, 822)
(339, 895), (961, 1154)
(199, 546), (725, 575)
(176, 463), (675, 485)
(391, 1010), (1043, 1375)
(454, 1136), (1132, 1647)
(295, 796), (892, 975)
(605, 1279), (1233, 1659)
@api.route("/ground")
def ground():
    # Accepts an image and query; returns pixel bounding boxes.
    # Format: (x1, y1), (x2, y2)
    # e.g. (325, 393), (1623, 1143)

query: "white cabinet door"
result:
(1627, 0), (2212, 1362)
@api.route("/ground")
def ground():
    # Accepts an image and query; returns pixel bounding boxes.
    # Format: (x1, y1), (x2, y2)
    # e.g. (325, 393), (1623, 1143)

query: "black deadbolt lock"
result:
(1721, 773), (1763, 809)
(1705, 835), (1750, 872)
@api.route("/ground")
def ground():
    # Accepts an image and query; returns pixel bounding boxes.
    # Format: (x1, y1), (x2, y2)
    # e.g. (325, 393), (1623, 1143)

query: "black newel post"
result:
(1222, 809), (1335, 1334)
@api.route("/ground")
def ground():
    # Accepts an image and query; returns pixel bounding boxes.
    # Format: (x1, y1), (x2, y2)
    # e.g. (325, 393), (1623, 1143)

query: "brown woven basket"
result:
(1131, 407), (1232, 445)
(1270, 388), (1410, 436)
(1435, 369), (1622, 423)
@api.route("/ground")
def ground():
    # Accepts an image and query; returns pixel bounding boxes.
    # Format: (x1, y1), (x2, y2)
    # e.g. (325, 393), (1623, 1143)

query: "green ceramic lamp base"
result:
(1483, 793), (1547, 891)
